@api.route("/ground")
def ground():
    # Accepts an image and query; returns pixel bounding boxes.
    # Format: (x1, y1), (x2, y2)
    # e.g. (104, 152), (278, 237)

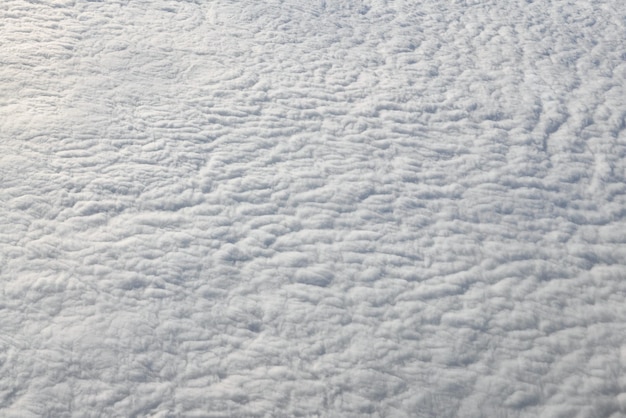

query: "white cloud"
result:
(1, 0), (625, 416)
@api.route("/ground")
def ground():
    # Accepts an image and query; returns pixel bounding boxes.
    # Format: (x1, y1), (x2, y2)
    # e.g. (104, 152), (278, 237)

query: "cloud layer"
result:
(1, 0), (625, 416)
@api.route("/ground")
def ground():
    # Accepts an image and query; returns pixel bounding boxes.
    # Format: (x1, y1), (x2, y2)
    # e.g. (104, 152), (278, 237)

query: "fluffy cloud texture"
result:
(1, 0), (625, 416)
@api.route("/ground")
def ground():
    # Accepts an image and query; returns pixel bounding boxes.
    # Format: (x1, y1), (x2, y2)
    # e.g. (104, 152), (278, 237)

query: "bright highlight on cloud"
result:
(1, 0), (625, 416)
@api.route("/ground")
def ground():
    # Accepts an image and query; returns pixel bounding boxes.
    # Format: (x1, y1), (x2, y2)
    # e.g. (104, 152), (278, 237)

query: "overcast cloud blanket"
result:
(1, 0), (626, 417)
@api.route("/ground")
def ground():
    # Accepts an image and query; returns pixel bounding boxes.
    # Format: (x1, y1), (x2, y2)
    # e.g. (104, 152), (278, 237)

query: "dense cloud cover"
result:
(1, 0), (625, 416)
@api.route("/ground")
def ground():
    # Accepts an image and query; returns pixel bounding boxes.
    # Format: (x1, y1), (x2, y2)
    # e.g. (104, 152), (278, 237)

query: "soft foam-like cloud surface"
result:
(1, 0), (625, 416)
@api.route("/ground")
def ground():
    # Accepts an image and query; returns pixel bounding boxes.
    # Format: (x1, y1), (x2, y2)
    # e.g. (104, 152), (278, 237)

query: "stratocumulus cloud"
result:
(1, 0), (625, 416)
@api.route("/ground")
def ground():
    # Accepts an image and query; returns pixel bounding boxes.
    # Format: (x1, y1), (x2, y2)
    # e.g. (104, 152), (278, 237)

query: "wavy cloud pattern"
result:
(1, 0), (625, 416)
